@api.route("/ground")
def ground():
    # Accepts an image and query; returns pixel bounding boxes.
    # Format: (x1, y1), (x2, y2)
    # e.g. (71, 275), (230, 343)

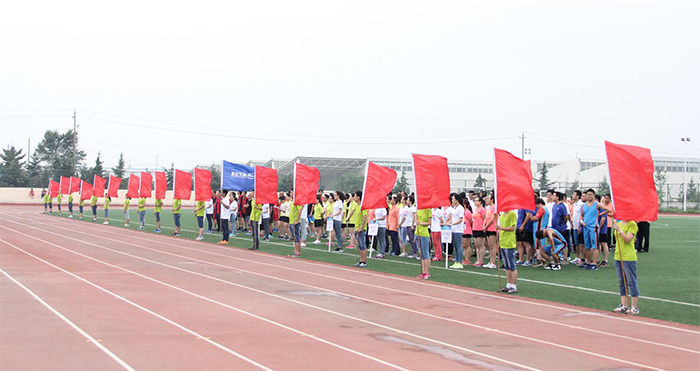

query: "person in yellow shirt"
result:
(195, 200), (206, 241)
(612, 219), (640, 315)
(497, 209), (518, 294)
(137, 197), (147, 230)
(415, 207), (432, 279)
(43, 192), (49, 214)
(78, 198), (85, 220)
(102, 196), (111, 224)
(154, 198), (163, 233)
(172, 198), (182, 237)
(123, 198), (131, 227)
(67, 193), (74, 218)
(289, 202), (303, 257)
(312, 196), (324, 244)
(57, 193), (63, 215)
(90, 195), (98, 222)
(248, 196), (262, 250)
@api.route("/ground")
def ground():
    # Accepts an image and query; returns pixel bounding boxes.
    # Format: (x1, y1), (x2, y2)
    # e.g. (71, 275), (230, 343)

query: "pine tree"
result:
(687, 177), (699, 205)
(26, 152), (46, 187)
(112, 153), (126, 189)
(598, 175), (611, 195)
(536, 162), (555, 192)
(0, 146), (28, 187)
(392, 172), (409, 194)
(33, 129), (86, 179)
(92, 152), (105, 179)
(209, 163), (221, 191)
(165, 162), (175, 189)
(654, 169), (667, 203)
(566, 179), (580, 196)
(473, 174), (487, 189)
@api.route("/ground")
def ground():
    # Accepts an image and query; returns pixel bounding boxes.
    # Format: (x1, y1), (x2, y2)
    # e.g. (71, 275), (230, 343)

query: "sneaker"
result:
(552, 264), (562, 271)
(103, 221), (109, 225)
(301, 242), (306, 247)
(288, 254), (301, 258)
(431, 257), (442, 262)
(398, 253), (408, 257)
(515, 260), (524, 265)
(472, 262), (483, 267)
(507, 287), (518, 294)
(587, 264), (598, 270)
(263, 238), (270, 242)
(422, 274), (431, 280)
(195, 236), (204, 241)
(68, 215), (73, 218)
(600, 261), (609, 267)
(248, 246), (259, 250)
(498, 287), (510, 293)
(205, 230), (211, 234)
(416, 273), (426, 279)
(313, 240), (321, 244)
(522, 261), (532, 267)
(407, 254), (416, 259)
(138, 226), (144, 230)
(462, 260), (472, 266)
(354, 262), (367, 268)
(347, 245), (355, 249)
(613, 304), (629, 314)
(93, 218), (97, 222)
(333, 248), (343, 252)
(174, 233), (180, 237)
(570, 257), (580, 265)
(449, 262), (463, 269)
(484, 262), (496, 269)
(579, 263), (589, 269)
(124, 224), (129, 227)
(544, 263), (553, 270)
(78, 216), (83, 220)
(629, 306), (640, 315)
(154, 229), (161, 233)
(373, 254), (384, 259)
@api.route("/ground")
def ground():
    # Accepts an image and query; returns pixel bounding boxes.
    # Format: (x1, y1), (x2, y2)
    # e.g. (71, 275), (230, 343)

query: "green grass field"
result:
(52, 209), (700, 326)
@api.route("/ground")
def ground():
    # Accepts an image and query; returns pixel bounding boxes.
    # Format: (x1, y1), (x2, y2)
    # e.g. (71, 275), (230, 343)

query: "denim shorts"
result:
(500, 248), (517, 271)
(174, 213), (181, 227)
(197, 216), (204, 229)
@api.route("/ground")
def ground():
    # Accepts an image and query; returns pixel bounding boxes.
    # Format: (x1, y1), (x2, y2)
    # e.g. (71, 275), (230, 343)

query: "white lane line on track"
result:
(1, 223), (538, 371)
(0, 238), (273, 371)
(34, 213), (700, 335)
(0, 263), (135, 371)
(63, 223), (700, 355)
(3, 222), (669, 371)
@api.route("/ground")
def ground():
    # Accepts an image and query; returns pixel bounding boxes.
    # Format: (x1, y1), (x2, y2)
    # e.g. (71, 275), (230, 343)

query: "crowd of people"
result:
(41, 186), (643, 314)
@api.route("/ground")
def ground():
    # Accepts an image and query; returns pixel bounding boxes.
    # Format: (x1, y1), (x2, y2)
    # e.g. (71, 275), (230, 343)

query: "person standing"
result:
(172, 198), (182, 237)
(56, 193), (63, 216)
(67, 192), (74, 218)
(483, 193), (499, 269)
(416, 207), (433, 278)
(213, 190), (221, 232)
(102, 196), (111, 224)
(471, 197), (487, 267)
(570, 190), (585, 264)
(289, 201), (303, 257)
(372, 205), (387, 259)
(331, 192), (345, 252)
(551, 192), (570, 262)
(580, 189), (610, 270)
(636, 221), (650, 252)
(90, 194), (98, 222)
(312, 196), (324, 244)
(462, 202), (473, 266)
(497, 209), (518, 293)
(248, 196), (262, 250)
(43, 191), (49, 214)
(218, 192), (231, 245)
(447, 193), (465, 269)
(387, 195), (401, 256)
(78, 197), (85, 220)
(205, 196), (214, 234)
(154, 197), (163, 233)
(137, 197), (147, 230)
(613, 219), (640, 314)
(261, 203), (271, 242)
(229, 193), (238, 238)
(353, 205), (369, 266)
(195, 199), (206, 241)
(123, 197), (131, 227)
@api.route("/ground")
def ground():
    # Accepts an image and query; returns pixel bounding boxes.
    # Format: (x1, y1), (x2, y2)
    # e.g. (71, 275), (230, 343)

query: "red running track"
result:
(1, 206), (699, 370)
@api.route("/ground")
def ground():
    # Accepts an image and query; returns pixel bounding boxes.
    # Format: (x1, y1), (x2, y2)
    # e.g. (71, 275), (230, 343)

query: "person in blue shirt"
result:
(579, 189), (611, 270)
(536, 228), (567, 270)
(521, 197), (548, 267)
(516, 202), (536, 265)
(597, 195), (610, 267)
(551, 192), (570, 262)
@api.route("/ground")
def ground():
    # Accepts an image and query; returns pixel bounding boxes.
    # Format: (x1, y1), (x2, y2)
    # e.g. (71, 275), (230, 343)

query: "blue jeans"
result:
(249, 220), (259, 248)
(452, 232), (464, 262)
(418, 236), (430, 260)
(333, 220), (344, 248)
(139, 211), (146, 226)
(357, 230), (368, 251)
(615, 260), (639, 297)
(377, 227), (386, 254)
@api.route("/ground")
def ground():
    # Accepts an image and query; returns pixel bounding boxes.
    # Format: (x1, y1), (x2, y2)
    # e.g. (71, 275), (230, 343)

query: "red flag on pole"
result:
(154, 171), (167, 199)
(293, 163), (320, 205)
(69, 177), (81, 194)
(194, 168), (212, 201)
(494, 148), (535, 213)
(605, 141), (658, 221)
(140, 171), (153, 198)
(59, 176), (70, 195)
(126, 174), (140, 198)
(80, 181), (93, 201)
(107, 175), (121, 198)
(254, 166), (278, 204)
(173, 169), (192, 200)
(48, 180), (60, 198)
(412, 154), (450, 209)
(93, 175), (107, 197)
(361, 162), (397, 210)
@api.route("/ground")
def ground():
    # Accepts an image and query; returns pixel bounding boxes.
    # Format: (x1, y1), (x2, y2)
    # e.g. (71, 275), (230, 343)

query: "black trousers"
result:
(635, 221), (650, 252)
(221, 217), (229, 241)
(206, 214), (213, 231)
(250, 220), (260, 248)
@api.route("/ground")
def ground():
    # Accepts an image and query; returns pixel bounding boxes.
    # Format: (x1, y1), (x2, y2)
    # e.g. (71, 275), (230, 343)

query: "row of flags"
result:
(46, 142), (659, 221)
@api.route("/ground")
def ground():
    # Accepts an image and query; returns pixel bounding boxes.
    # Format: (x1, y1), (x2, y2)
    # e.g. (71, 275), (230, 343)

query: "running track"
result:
(1, 206), (698, 370)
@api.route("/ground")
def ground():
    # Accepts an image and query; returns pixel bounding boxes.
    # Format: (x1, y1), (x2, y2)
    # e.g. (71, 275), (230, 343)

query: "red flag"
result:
(69, 177), (81, 194)
(494, 148), (535, 213)
(154, 171), (167, 199)
(293, 163), (320, 205)
(80, 181), (93, 201)
(126, 174), (140, 198)
(107, 175), (121, 198)
(605, 141), (658, 222)
(49, 180), (60, 198)
(173, 169), (192, 200)
(140, 171), (153, 198)
(361, 162), (397, 210)
(93, 175), (107, 197)
(194, 168), (212, 201)
(59, 176), (70, 195)
(254, 166), (278, 204)
(412, 154), (450, 209)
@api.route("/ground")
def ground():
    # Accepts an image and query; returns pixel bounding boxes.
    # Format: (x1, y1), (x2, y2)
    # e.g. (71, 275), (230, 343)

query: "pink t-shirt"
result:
(485, 205), (498, 232)
(472, 207), (486, 231)
(463, 209), (473, 235)
(387, 206), (399, 231)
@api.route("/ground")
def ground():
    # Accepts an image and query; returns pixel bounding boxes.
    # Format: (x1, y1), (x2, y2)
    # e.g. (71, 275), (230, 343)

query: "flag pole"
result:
(369, 236), (374, 258)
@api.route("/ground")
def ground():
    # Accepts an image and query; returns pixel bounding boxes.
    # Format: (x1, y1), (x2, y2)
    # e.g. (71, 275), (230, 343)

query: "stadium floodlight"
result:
(681, 138), (691, 211)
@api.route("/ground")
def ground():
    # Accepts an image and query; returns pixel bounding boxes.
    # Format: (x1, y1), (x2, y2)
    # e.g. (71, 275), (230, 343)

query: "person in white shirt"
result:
(446, 193), (466, 269)
(218, 192), (231, 245)
(331, 192), (345, 251)
(261, 203), (271, 241)
(229, 193), (238, 237)
(571, 190), (585, 264)
(398, 195), (418, 258)
(373, 205), (387, 258)
(205, 196), (214, 233)
(300, 203), (309, 247)
(545, 189), (555, 228)
(430, 207), (445, 261)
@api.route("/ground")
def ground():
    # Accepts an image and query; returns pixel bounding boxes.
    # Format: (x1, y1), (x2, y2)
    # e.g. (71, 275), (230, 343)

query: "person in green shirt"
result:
(172, 198), (182, 237)
(67, 193), (74, 218)
(289, 203), (303, 257)
(312, 196), (325, 244)
(154, 198), (163, 233)
(612, 220), (640, 315)
(43, 192), (49, 214)
(415, 208), (433, 279)
(102, 196), (111, 224)
(48, 194), (54, 214)
(123, 198), (131, 227)
(195, 200), (206, 241)
(138, 197), (147, 230)
(497, 209), (518, 294)
(57, 193), (63, 215)
(248, 197), (262, 250)
(79, 198), (85, 220)
(353, 192), (370, 268)
(90, 195), (98, 222)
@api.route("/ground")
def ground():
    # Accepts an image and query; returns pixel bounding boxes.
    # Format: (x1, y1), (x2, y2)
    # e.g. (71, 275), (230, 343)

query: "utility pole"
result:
(520, 132), (525, 159)
(72, 110), (77, 176)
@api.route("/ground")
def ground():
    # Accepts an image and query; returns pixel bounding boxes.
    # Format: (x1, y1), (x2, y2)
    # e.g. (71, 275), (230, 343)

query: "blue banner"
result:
(221, 160), (255, 191)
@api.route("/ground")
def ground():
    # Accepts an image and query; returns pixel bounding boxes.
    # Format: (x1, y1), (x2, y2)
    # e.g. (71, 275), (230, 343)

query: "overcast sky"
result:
(1, 0), (699, 171)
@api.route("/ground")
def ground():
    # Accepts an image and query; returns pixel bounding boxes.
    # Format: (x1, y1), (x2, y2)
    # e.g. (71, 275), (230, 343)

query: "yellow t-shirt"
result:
(289, 204), (302, 224)
(499, 211), (517, 249)
(123, 199), (130, 211)
(250, 199), (261, 222)
(415, 209), (432, 237)
(138, 198), (146, 212)
(90, 196), (98, 206)
(195, 201), (205, 217)
(614, 221), (638, 262)
(313, 203), (324, 219)
(104, 198), (111, 210)
(173, 199), (182, 214)
(154, 199), (163, 213)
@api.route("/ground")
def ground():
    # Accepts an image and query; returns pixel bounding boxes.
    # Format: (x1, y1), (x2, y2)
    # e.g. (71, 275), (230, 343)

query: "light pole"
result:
(681, 137), (690, 211)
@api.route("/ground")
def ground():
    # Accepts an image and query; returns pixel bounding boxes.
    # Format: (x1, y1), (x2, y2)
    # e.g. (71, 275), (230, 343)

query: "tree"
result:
(278, 173), (293, 192)
(209, 163), (221, 191)
(566, 178), (580, 196)
(0, 146), (28, 187)
(112, 152), (127, 189)
(473, 174), (487, 189)
(338, 173), (364, 193)
(687, 177), (699, 206)
(535, 162), (555, 192)
(654, 169), (667, 204)
(597, 175), (610, 195)
(164, 162), (175, 189)
(33, 129), (86, 180)
(81, 152), (106, 182)
(26, 152), (46, 187)
(392, 171), (409, 194)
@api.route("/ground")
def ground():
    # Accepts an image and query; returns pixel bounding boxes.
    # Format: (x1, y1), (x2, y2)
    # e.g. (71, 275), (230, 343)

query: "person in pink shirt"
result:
(387, 195), (400, 256)
(483, 193), (499, 269)
(462, 202), (474, 265)
(472, 197), (487, 267)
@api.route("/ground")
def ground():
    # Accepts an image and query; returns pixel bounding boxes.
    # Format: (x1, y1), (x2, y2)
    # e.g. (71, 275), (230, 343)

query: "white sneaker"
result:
(484, 262), (496, 269)
(138, 226), (144, 230)
(398, 253), (408, 257)
(195, 236), (204, 241)
(301, 242), (306, 247)
(313, 240), (321, 244)
(68, 215), (73, 218)
(103, 222), (109, 225)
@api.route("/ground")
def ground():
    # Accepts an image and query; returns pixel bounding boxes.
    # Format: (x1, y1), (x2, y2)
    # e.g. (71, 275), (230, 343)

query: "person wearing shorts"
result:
(57, 193), (62, 215)
(580, 189), (610, 270)
(415, 208), (432, 278)
(138, 197), (147, 230)
(483, 194), (499, 269)
(536, 228), (566, 270)
(172, 198), (182, 237)
(67, 193), (74, 218)
(353, 205), (369, 267)
(123, 198), (131, 227)
(497, 209), (518, 293)
(79, 198), (85, 220)
(43, 192), (49, 214)
(313, 197), (324, 244)
(195, 200), (206, 241)
(90, 195), (98, 221)
(612, 219), (640, 315)
(102, 196), (111, 224)
(154, 198), (163, 233)
(289, 203), (303, 257)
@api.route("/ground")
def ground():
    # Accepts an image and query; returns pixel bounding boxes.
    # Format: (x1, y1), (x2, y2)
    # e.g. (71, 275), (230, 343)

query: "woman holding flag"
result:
(612, 219), (640, 314)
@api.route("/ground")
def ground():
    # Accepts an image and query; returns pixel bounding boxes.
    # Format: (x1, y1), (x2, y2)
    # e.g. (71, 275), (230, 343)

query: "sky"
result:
(1, 0), (699, 171)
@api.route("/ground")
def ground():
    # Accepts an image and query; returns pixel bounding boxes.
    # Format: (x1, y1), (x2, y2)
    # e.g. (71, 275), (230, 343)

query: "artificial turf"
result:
(49, 208), (700, 326)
